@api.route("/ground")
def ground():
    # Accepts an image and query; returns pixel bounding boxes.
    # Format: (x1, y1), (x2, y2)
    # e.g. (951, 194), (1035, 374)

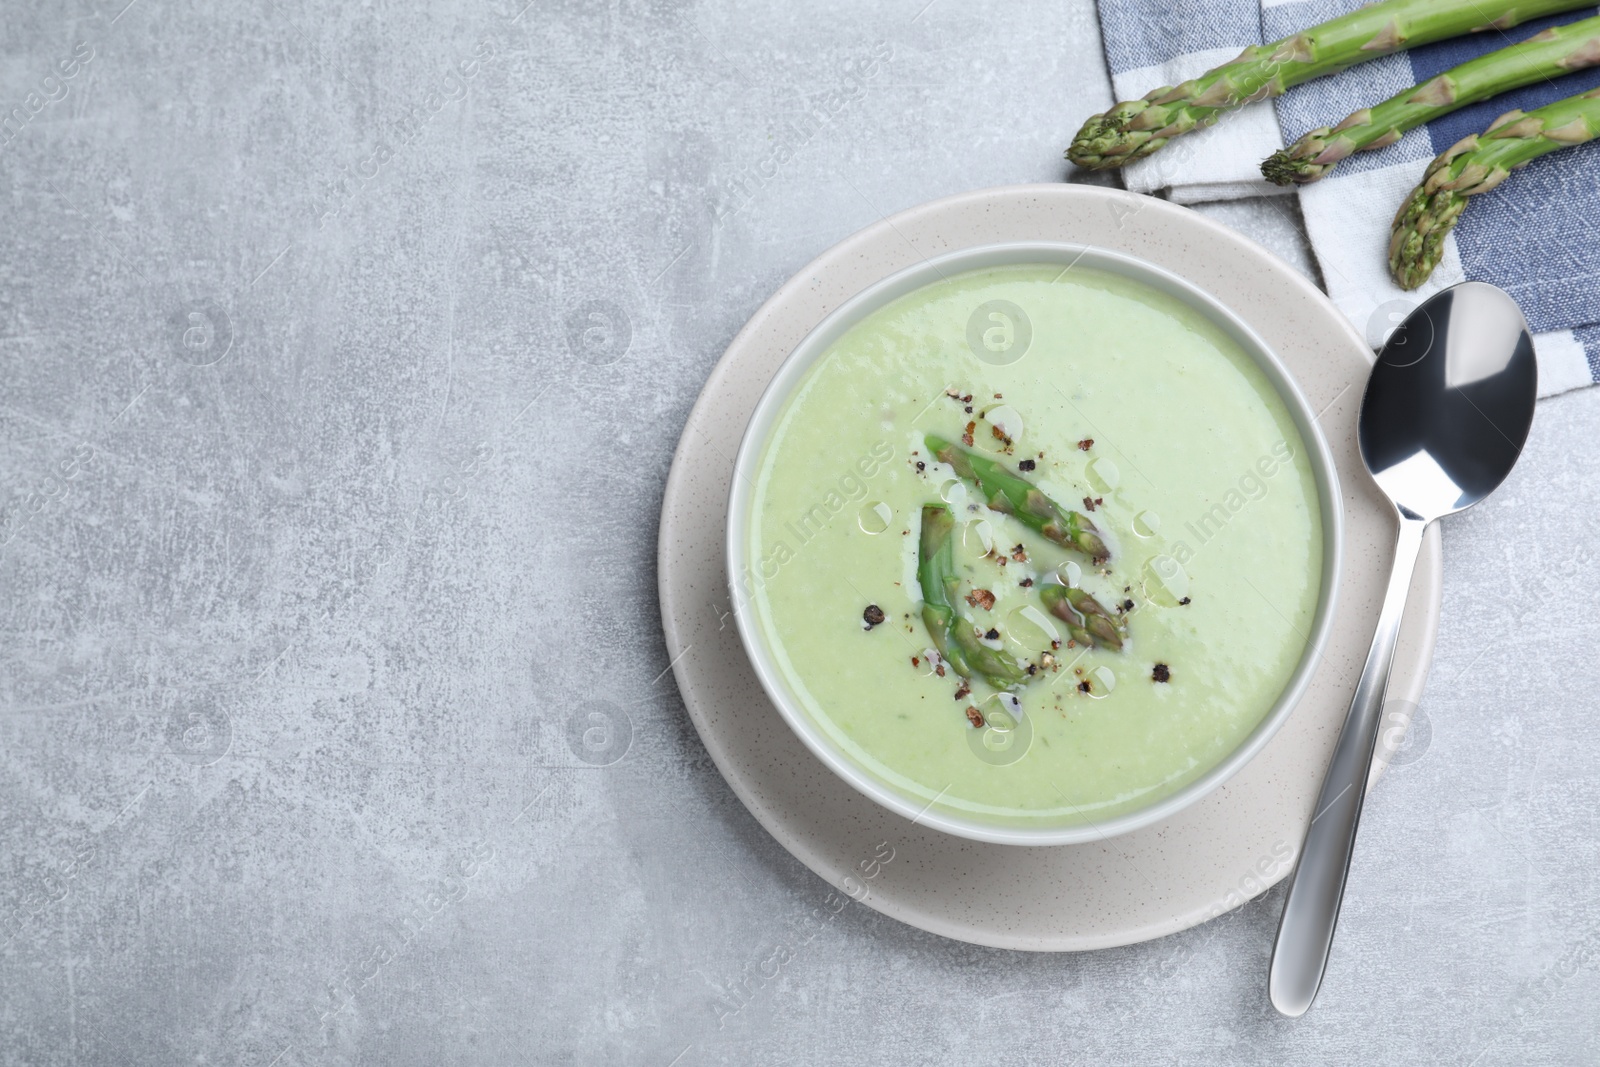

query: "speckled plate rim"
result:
(657, 183), (1442, 952)
(723, 240), (1346, 846)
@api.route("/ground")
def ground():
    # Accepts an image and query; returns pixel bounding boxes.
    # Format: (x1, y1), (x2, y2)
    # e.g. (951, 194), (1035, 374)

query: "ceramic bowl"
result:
(725, 240), (1343, 846)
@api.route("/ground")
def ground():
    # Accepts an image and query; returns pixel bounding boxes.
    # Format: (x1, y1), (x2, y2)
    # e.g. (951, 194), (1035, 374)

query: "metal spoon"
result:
(1268, 282), (1538, 1017)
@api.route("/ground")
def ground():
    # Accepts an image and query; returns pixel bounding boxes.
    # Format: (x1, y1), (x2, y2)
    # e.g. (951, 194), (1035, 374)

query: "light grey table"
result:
(2, 2), (1596, 1064)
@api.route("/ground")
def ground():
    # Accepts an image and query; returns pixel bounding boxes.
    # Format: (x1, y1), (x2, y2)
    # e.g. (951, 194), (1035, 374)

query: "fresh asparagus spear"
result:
(918, 505), (1026, 691)
(1038, 583), (1126, 653)
(924, 435), (1109, 563)
(1264, 16), (1600, 185)
(1067, 0), (1596, 171)
(1389, 89), (1600, 289)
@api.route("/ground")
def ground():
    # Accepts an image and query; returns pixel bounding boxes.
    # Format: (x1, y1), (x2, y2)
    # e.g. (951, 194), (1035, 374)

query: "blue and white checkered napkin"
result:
(1095, 0), (1600, 397)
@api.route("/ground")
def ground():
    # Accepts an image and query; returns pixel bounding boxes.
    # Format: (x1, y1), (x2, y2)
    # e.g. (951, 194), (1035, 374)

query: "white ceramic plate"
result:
(657, 184), (1441, 951)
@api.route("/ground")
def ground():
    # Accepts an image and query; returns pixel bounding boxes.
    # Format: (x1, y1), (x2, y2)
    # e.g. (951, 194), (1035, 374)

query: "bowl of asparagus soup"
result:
(727, 243), (1342, 845)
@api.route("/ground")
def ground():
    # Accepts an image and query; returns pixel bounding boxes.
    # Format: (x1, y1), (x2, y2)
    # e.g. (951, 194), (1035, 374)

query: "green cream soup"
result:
(744, 263), (1323, 829)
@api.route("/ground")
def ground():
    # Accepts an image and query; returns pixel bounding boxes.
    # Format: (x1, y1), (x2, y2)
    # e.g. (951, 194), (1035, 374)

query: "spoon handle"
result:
(1269, 513), (1430, 1017)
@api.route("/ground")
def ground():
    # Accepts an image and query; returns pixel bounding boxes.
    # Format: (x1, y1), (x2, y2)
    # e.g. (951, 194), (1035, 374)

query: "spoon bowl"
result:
(1359, 282), (1538, 521)
(1269, 281), (1537, 1017)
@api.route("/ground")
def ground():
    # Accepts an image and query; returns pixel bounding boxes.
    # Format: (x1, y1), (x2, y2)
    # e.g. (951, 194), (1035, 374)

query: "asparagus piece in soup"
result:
(1038, 583), (1126, 652)
(924, 435), (1110, 563)
(918, 504), (1027, 691)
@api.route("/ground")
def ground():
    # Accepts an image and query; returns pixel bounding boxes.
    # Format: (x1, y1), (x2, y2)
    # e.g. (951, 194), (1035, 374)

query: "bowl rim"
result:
(724, 239), (1345, 847)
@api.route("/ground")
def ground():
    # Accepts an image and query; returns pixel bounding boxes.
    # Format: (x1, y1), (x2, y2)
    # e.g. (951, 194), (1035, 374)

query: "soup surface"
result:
(743, 263), (1324, 829)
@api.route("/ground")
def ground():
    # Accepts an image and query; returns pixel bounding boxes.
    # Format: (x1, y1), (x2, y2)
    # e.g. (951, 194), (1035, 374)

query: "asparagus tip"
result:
(1067, 107), (1150, 170)
(1260, 149), (1317, 186)
(1388, 186), (1465, 290)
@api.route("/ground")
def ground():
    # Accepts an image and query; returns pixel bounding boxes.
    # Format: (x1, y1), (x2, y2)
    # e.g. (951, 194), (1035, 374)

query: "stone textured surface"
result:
(0, 1), (1594, 1064)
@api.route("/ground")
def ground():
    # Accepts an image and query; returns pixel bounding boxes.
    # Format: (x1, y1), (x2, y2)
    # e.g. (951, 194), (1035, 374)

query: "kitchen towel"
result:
(1093, 0), (1600, 396)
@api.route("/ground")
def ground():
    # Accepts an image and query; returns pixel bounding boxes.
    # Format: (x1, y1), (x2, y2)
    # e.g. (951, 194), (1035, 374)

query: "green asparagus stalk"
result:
(1038, 583), (1126, 653)
(1264, 16), (1600, 185)
(918, 505), (1026, 691)
(924, 435), (1109, 563)
(1389, 88), (1600, 289)
(1068, 0), (1596, 171)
